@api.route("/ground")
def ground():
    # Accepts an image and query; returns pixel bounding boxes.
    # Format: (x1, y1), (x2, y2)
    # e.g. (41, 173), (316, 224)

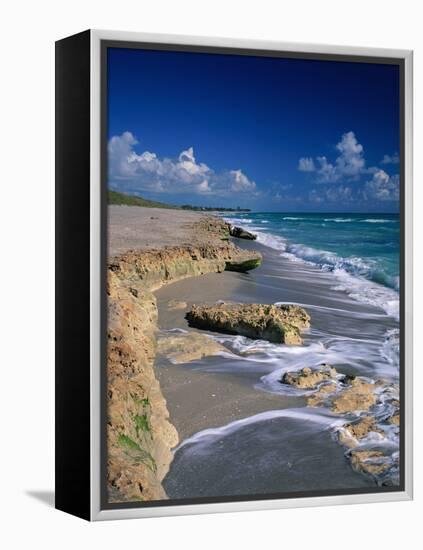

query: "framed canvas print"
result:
(55, 29), (413, 521)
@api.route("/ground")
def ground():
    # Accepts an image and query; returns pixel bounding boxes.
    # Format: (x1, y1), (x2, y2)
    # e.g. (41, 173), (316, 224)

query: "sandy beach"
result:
(108, 205), (224, 256)
(107, 205), (400, 502)
(155, 272), (305, 441)
(109, 206), (304, 441)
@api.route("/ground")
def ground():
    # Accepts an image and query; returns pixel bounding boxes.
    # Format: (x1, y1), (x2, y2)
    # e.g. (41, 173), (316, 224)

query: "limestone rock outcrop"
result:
(336, 416), (383, 448)
(331, 378), (377, 414)
(229, 225), (257, 240)
(158, 332), (229, 364)
(186, 303), (310, 344)
(107, 215), (262, 502)
(281, 364), (337, 389)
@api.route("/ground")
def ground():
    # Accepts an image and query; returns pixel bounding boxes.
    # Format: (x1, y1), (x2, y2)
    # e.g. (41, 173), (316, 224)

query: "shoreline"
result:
(157, 230), (400, 494)
(155, 271), (306, 442)
(107, 206), (400, 502)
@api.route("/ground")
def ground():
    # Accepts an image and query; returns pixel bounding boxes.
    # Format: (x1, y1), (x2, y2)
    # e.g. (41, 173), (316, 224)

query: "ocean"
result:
(224, 212), (400, 320)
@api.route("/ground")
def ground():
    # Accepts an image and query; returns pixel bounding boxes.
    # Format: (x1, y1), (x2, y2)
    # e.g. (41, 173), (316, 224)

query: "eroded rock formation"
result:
(281, 364), (337, 389)
(186, 303), (310, 344)
(157, 332), (229, 364)
(229, 225), (257, 240)
(107, 217), (262, 502)
(281, 362), (400, 484)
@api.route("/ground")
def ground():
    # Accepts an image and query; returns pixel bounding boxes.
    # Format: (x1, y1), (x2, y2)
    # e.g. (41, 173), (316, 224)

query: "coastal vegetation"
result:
(108, 190), (251, 212)
(108, 190), (176, 209)
(180, 204), (251, 212)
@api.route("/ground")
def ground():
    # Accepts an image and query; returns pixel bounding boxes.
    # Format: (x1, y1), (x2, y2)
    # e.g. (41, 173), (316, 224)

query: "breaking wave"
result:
(251, 228), (399, 320)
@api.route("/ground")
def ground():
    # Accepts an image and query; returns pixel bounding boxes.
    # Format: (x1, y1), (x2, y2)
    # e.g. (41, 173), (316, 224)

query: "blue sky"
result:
(107, 47), (400, 212)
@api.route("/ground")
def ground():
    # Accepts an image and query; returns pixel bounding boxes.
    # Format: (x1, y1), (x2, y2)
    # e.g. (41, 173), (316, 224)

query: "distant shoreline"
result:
(108, 189), (251, 213)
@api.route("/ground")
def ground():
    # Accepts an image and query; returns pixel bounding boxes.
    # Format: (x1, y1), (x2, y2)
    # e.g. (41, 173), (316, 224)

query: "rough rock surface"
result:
(348, 450), (391, 476)
(107, 215), (262, 502)
(331, 378), (377, 413)
(388, 413), (400, 426)
(281, 364), (337, 389)
(107, 272), (178, 502)
(290, 361), (399, 483)
(158, 332), (229, 364)
(229, 225), (257, 240)
(337, 416), (383, 448)
(185, 303), (310, 344)
(306, 375), (377, 413)
(109, 241), (262, 290)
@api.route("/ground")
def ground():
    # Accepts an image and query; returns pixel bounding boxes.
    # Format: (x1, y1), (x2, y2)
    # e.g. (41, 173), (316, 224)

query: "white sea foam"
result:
(361, 218), (396, 223)
(225, 217), (254, 224)
(380, 328), (400, 370)
(255, 231), (287, 251)
(274, 300), (388, 319)
(175, 399), (399, 485)
(209, 323), (398, 389)
(333, 379), (400, 485)
(332, 268), (399, 320)
(253, 227), (399, 320)
(323, 218), (353, 223)
(176, 407), (344, 450)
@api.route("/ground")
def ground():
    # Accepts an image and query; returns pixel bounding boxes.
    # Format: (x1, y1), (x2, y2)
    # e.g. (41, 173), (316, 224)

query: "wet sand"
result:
(155, 239), (397, 445)
(108, 206), (398, 497)
(156, 240), (387, 496)
(156, 270), (306, 442)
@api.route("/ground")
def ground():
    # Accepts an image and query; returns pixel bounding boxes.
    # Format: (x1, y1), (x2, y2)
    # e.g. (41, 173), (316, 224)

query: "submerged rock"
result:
(281, 364), (337, 389)
(229, 225), (257, 240)
(388, 413), (400, 426)
(331, 378), (377, 414)
(304, 371), (381, 414)
(186, 303), (310, 344)
(337, 416), (383, 448)
(157, 332), (229, 364)
(306, 382), (338, 406)
(348, 449), (392, 476)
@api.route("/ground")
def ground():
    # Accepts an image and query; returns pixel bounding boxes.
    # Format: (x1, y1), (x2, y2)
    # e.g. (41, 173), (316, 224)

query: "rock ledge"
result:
(186, 303), (310, 344)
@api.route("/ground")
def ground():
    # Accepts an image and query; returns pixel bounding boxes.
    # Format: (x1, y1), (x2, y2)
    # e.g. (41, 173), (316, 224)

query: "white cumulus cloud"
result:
(108, 132), (256, 197)
(381, 152), (400, 165)
(298, 157), (315, 172)
(335, 131), (365, 178)
(298, 131), (365, 183)
(364, 169), (399, 201)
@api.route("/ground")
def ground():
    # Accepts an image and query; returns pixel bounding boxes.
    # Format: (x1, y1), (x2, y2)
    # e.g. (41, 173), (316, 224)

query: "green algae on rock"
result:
(226, 257), (262, 272)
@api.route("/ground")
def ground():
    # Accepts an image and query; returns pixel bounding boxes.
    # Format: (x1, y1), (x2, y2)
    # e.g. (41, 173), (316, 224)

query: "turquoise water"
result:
(225, 212), (400, 291)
